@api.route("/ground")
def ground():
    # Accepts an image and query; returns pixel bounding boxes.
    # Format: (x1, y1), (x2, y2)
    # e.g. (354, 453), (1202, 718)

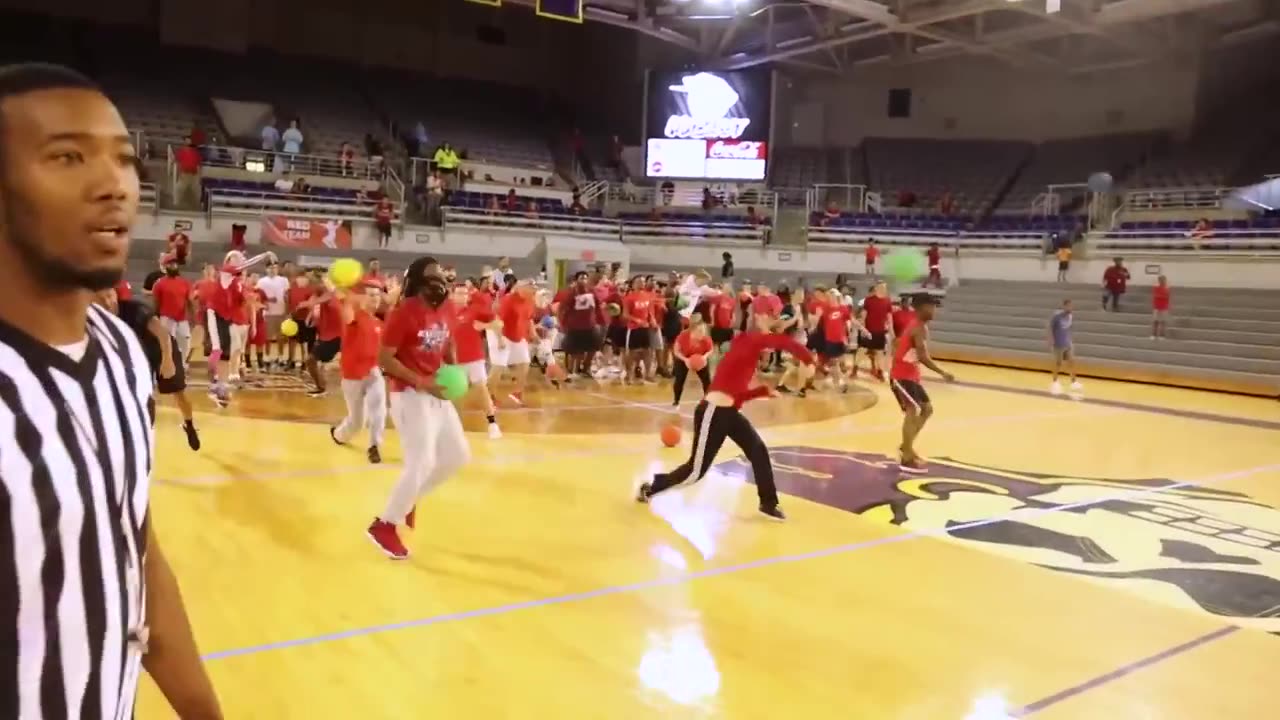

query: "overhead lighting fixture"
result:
(1047, 0), (1060, 12)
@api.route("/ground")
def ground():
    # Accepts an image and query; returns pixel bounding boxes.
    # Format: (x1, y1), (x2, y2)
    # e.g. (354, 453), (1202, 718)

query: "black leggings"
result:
(649, 401), (780, 508)
(672, 359), (711, 404)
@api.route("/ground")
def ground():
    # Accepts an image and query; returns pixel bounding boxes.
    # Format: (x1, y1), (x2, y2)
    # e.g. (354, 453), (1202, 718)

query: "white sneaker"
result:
(487, 423), (502, 439)
(1070, 381), (1083, 391)
(1050, 381), (1063, 396)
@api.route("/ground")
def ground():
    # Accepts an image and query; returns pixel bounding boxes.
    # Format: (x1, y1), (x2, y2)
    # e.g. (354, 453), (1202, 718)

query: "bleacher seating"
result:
(1129, 107), (1280, 189)
(996, 133), (1160, 214)
(863, 138), (1030, 216)
(771, 147), (831, 188)
(1093, 215), (1280, 253)
(202, 178), (391, 221)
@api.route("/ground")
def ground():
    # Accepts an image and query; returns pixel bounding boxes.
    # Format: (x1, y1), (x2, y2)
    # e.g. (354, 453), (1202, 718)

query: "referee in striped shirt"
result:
(0, 64), (221, 718)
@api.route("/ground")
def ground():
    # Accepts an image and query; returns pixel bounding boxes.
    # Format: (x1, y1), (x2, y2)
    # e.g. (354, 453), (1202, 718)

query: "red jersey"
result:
(709, 331), (813, 408)
(822, 304), (852, 343)
(451, 305), (492, 364)
(560, 287), (603, 330)
(890, 322), (922, 382)
(470, 289), (496, 312)
(167, 232), (190, 263)
(865, 245), (880, 264)
(382, 297), (456, 392)
(210, 274), (246, 323)
(150, 275), (191, 322)
(1103, 266), (1129, 292)
(115, 280), (133, 302)
(892, 308), (916, 338)
(675, 330), (713, 358)
(287, 285), (313, 321)
(927, 247), (941, 268)
(1152, 285), (1170, 311)
(375, 199), (393, 224)
(499, 292), (535, 342)
(316, 297), (344, 341)
(340, 310), (382, 380)
(862, 295), (893, 334)
(623, 290), (655, 331)
(710, 294), (736, 329)
(193, 278), (217, 316)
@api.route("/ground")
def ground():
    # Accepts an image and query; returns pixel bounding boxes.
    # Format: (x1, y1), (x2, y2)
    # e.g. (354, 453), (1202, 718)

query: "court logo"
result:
(715, 447), (1280, 631)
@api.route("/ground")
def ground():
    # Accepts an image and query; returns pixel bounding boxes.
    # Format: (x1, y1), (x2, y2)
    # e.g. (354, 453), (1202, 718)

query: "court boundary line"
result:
(198, 461), (1280, 663)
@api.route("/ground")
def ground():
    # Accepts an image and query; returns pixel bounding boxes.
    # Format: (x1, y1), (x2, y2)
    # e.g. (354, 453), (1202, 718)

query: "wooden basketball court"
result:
(135, 363), (1280, 719)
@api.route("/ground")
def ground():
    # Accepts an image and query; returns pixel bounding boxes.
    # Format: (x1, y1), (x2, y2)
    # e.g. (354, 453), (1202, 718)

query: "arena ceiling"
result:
(570, 0), (1280, 74)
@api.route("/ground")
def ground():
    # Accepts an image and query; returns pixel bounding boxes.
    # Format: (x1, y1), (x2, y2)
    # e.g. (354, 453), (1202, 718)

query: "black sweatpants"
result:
(649, 400), (780, 508)
(672, 360), (712, 404)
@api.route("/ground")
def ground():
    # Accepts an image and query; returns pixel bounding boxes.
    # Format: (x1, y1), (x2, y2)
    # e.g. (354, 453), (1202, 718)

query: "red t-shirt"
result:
(892, 308), (916, 338)
(193, 278), (216, 317)
(1152, 285), (1170, 310)
(862, 295), (893, 334)
(287, 286), (313, 321)
(865, 246), (880, 263)
(927, 247), (941, 268)
(375, 200), (393, 224)
(1103, 266), (1129, 292)
(710, 294), (736, 329)
(115, 280), (133, 302)
(470, 289), (496, 313)
(175, 146), (200, 175)
(340, 310), (382, 380)
(890, 322), (922, 382)
(210, 274), (244, 322)
(382, 297), (456, 392)
(151, 276), (191, 322)
(710, 331), (814, 408)
(675, 330), (713, 358)
(499, 293), (535, 342)
(561, 287), (603, 330)
(316, 297), (344, 341)
(452, 305), (492, 364)
(822, 304), (852, 343)
(623, 290), (655, 331)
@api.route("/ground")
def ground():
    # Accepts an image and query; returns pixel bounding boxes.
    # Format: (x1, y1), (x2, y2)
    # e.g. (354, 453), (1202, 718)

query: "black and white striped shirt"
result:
(0, 304), (154, 720)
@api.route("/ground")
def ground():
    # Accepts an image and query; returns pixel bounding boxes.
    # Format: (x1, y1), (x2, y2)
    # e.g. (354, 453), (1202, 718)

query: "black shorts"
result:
(296, 323), (317, 351)
(806, 332), (823, 353)
(155, 337), (186, 395)
(1058, 261), (1069, 271)
(563, 328), (601, 354)
(858, 331), (887, 352)
(376, 221), (392, 238)
(821, 340), (847, 359)
(213, 314), (233, 353)
(312, 337), (341, 363)
(710, 327), (734, 346)
(891, 378), (930, 412)
(606, 324), (627, 348)
(625, 328), (651, 350)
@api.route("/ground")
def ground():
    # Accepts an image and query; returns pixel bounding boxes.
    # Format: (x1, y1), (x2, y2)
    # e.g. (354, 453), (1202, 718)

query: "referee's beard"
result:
(2, 208), (125, 292)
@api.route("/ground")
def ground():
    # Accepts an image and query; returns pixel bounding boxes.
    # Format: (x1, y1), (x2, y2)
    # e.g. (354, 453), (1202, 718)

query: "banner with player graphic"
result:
(259, 216), (353, 250)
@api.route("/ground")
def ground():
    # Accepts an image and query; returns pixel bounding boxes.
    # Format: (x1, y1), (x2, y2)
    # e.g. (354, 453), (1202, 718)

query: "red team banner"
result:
(260, 216), (353, 250)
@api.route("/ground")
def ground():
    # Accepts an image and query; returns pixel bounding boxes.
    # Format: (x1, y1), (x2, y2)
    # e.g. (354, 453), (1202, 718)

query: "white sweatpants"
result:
(160, 318), (191, 362)
(334, 368), (387, 447)
(381, 390), (471, 523)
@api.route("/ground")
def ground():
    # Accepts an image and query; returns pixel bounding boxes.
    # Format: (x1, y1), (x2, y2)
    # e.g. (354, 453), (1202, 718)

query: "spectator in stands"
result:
(282, 119), (304, 171)
(503, 189), (520, 213)
(746, 206), (764, 225)
(721, 252), (734, 280)
(261, 117), (280, 172)
(864, 240), (879, 278)
(1101, 258), (1130, 312)
(939, 190), (955, 216)
(660, 180), (675, 205)
(925, 244), (942, 288)
(1151, 275), (1171, 340)
(167, 222), (191, 266)
(821, 200), (840, 226)
(701, 187), (717, 212)
(426, 170), (445, 224)
(375, 197), (394, 249)
(339, 141), (355, 177)
(1056, 244), (1072, 283)
(1189, 217), (1212, 248)
(569, 195), (587, 216)
(434, 142), (460, 184)
(173, 138), (202, 209)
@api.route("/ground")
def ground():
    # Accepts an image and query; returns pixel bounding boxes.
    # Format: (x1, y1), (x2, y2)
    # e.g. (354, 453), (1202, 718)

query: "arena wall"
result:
(787, 57), (1201, 145)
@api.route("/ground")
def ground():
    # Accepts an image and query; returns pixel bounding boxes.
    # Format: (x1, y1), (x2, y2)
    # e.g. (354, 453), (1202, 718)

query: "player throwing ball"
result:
(638, 312), (815, 521)
(889, 294), (954, 473)
(367, 258), (470, 560)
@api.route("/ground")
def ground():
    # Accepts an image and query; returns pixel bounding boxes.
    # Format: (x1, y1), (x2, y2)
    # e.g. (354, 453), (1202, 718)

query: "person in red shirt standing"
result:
(493, 279), (538, 405)
(368, 262), (467, 560)
(167, 223), (191, 266)
(817, 288), (857, 393)
(285, 271), (316, 370)
(891, 295), (917, 340)
(450, 283), (502, 438)
(1102, 257), (1130, 311)
(706, 283), (737, 352)
(150, 254), (193, 366)
(890, 294), (955, 473)
(622, 276), (656, 383)
(306, 283), (344, 398)
(864, 240), (880, 279)
(190, 262), (217, 363)
(329, 281), (387, 463)
(671, 314), (714, 405)
(206, 249), (275, 406)
(558, 271), (605, 378)
(1151, 274), (1171, 339)
(638, 311), (816, 521)
(245, 274), (269, 373)
(925, 243), (943, 288)
(374, 197), (394, 249)
(857, 282), (893, 381)
(173, 138), (201, 208)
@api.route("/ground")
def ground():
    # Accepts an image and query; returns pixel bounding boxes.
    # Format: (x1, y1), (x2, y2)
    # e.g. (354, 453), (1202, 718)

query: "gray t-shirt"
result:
(1050, 310), (1073, 348)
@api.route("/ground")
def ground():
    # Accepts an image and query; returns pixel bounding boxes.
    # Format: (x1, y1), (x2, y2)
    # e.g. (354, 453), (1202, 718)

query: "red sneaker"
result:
(366, 519), (408, 559)
(405, 506), (416, 530)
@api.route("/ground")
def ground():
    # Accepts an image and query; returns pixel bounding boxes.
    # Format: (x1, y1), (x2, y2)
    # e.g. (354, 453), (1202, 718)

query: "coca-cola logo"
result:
(664, 115), (751, 140)
(707, 140), (764, 159)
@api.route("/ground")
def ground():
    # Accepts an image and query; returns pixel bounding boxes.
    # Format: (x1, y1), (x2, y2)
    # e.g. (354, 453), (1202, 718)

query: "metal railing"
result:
(807, 226), (1043, 250)
(408, 156), (557, 188)
(441, 206), (767, 246)
(577, 180), (608, 204)
(206, 187), (396, 222)
(1091, 230), (1280, 254)
(603, 183), (777, 211)
(807, 183), (869, 215)
(1124, 186), (1230, 211)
